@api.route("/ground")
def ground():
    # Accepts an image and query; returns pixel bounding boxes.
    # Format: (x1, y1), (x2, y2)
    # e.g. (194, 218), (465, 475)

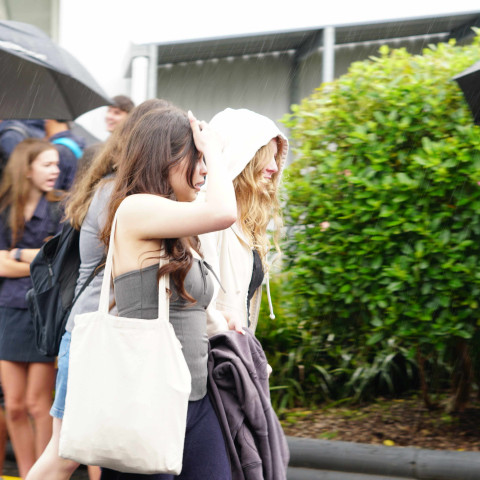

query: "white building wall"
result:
(156, 53), (293, 132)
(153, 34), (441, 138)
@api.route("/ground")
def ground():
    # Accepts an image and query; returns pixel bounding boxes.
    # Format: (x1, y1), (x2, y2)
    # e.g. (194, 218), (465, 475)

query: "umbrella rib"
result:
(47, 70), (77, 119)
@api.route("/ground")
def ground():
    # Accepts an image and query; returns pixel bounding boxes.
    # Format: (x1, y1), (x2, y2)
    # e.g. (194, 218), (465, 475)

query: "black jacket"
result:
(208, 329), (289, 480)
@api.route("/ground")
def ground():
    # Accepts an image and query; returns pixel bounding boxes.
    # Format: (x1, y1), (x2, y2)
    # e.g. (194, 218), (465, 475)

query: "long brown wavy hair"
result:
(65, 98), (172, 229)
(234, 137), (284, 269)
(100, 106), (202, 303)
(0, 138), (60, 247)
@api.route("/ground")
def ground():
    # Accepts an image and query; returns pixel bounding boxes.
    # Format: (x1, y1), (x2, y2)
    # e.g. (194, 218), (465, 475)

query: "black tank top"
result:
(247, 249), (264, 325)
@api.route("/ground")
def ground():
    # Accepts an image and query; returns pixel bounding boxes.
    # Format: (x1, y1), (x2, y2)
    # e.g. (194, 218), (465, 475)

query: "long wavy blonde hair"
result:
(234, 137), (283, 269)
(65, 98), (171, 229)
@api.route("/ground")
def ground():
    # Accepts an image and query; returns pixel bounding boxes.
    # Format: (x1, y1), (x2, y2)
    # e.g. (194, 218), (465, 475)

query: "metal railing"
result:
(287, 437), (480, 480)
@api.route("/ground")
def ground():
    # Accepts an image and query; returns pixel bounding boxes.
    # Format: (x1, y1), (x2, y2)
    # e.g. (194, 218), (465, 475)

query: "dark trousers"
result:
(101, 395), (231, 480)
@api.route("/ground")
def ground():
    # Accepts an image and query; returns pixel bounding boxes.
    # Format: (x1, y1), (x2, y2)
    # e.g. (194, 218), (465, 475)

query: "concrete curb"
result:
(287, 436), (480, 480)
(288, 466), (410, 479)
(7, 437), (480, 479)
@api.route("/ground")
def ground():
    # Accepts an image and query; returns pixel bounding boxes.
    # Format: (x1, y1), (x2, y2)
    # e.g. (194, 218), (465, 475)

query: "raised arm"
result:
(117, 112), (237, 240)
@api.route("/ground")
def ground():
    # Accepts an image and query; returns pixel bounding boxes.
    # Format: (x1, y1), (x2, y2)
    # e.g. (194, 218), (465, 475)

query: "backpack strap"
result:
(52, 137), (83, 160)
(72, 256), (106, 307)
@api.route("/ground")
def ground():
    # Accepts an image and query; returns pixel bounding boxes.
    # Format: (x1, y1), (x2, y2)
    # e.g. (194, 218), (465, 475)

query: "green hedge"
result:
(258, 35), (480, 409)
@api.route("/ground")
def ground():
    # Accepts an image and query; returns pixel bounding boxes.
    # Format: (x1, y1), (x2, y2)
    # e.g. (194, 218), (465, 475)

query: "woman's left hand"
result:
(220, 310), (245, 335)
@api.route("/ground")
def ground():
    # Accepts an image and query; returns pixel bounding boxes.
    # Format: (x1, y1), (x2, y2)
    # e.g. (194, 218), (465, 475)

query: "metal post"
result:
(148, 43), (158, 99)
(131, 56), (149, 105)
(322, 26), (335, 84)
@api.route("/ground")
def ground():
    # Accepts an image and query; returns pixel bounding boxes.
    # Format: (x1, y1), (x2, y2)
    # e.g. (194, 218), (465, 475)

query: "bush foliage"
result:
(258, 35), (480, 409)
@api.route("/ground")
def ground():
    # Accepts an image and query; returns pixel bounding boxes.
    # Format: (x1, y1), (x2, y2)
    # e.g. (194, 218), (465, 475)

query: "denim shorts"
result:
(50, 330), (71, 419)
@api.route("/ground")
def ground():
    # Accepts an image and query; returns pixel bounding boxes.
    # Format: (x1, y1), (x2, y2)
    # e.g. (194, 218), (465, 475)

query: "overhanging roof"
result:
(136, 11), (480, 66)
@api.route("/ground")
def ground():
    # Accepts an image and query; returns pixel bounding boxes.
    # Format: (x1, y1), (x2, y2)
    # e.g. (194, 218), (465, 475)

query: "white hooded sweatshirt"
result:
(199, 108), (289, 336)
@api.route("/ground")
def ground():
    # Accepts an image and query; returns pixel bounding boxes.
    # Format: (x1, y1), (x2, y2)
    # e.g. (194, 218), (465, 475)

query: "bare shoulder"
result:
(116, 194), (176, 225)
(117, 193), (170, 214)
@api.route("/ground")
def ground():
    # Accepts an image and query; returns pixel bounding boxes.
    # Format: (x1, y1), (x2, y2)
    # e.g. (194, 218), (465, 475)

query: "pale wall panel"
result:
(156, 53), (293, 133)
(298, 36), (442, 101)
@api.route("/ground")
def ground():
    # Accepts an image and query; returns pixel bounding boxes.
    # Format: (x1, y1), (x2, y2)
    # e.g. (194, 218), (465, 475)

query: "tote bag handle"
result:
(98, 212), (169, 320)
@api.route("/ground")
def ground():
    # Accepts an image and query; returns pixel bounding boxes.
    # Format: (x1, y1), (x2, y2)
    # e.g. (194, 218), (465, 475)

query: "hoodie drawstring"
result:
(265, 271), (275, 320)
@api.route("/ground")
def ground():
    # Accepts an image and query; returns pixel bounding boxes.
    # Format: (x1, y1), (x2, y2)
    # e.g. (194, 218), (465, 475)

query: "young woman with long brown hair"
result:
(26, 98), (172, 480)
(0, 138), (62, 478)
(98, 105), (236, 480)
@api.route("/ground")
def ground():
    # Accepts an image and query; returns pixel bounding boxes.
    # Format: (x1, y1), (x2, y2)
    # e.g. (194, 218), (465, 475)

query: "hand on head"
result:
(188, 111), (222, 159)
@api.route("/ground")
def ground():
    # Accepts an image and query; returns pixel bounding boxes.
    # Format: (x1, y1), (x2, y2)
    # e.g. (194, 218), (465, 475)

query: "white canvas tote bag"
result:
(59, 214), (191, 474)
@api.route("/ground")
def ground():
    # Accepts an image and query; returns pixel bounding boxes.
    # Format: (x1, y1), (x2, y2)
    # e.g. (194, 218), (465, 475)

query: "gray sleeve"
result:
(65, 180), (114, 331)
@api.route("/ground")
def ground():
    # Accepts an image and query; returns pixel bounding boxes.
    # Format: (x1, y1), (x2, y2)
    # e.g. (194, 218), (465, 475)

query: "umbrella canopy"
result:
(453, 60), (480, 126)
(0, 20), (112, 120)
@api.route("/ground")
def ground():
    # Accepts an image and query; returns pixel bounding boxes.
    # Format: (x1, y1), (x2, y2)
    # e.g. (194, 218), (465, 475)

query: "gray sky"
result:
(129, 0), (480, 43)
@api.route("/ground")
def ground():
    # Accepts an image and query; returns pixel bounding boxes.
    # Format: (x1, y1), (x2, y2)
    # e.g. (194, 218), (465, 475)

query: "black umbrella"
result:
(0, 20), (112, 120)
(453, 60), (480, 125)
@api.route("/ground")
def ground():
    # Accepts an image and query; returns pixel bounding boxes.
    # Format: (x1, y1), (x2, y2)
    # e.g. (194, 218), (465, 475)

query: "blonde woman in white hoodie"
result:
(200, 108), (288, 336)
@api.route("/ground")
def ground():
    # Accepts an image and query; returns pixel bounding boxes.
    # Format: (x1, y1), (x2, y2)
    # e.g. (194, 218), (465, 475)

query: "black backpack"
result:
(26, 222), (104, 356)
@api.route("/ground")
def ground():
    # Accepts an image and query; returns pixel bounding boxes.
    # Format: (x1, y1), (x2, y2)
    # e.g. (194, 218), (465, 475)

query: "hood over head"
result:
(209, 108), (288, 185)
